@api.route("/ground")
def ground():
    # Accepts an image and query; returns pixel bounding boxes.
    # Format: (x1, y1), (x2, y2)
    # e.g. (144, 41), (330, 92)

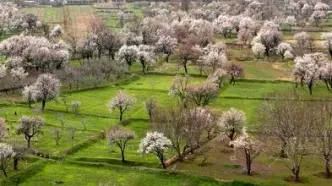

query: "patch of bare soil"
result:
(69, 8), (96, 38)
(272, 63), (293, 81)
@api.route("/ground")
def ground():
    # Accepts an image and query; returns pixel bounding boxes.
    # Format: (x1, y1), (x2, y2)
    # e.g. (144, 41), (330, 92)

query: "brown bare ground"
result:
(68, 7), (97, 38)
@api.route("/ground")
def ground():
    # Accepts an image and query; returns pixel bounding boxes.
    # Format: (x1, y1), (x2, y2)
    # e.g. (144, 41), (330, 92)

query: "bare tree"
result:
(152, 106), (187, 160)
(145, 98), (158, 122)
(169, 75), (189, 107)
(260, 91), (314, 182)
(183, 107), (213, 151)
(312, 102), (332, 178)
(53, 128), (61, 146)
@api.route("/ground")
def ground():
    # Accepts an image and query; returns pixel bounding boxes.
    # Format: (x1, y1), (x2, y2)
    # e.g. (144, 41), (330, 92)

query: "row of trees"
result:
(105, 90), (332, 182)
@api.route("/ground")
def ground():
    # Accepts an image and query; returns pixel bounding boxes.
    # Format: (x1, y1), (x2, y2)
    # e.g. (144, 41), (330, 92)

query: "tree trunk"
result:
(141, 60), (146, 74)
(183, 61), (188, 74)
(121, 149), (125, 163)
(161, 159), (167, 169)
(218, 79), (222, 89)
(166, 54), (170, 63)
(13, 158), (19, 170)
(280, 140), (287, 158)
(2, 169), (7, 178)
(27, 137), (31, 148)
(325, 156), (331, 178)
(329, 48), (332, 59)
(42, 99), (46, 111)
(245, 151), (252, 175)
(230, 76), (234, 85)
(292, 166), (301, 182)
(308, 82), (313, 95)
(265, 47), (269, 57)
(119, 110), (123, 121)
(325, 80), (330, 91)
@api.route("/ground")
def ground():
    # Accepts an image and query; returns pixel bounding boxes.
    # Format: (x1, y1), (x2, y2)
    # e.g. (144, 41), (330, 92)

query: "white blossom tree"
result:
(0, 3), (23, 38)
(284, 50), (294, 60)
(0, 65), (6, 78)
(174, 40), (203, 74)
(320, 63), (332, 90)
(293, 53), (328, 94)
(218, 108), (246, 142)
(108, 91), (135, 121)
(276, 42), (293, 59)
(252, 42), (266, 59)
(321, 32), (332, 58)
(106, 126), (135, 162)
(294, 32), (315, 54)
(49, 25), (62, 39)
(155, 35), (177, 62)
(76, 35), (97, 60)
(253, 21), (283, 57)
(17, 116), (44, 148)
(22, 85), (36, 108)
(208, 68), (228, 89)
(228, 63), (244, 85)
(186, 82), (219, 106)
(237, 17), (256, 45)
(213, 15), (233, 38)
(29, 73), (61, 110)
(283, 16), (297, 28)
(230, 128), (263, 175)
(137, 45), (156, 74)
(189, 19), (214, 46)
(118, 45), (138, 70)
(199, 44), (228, 72)
(138, 132), (172, 169)
(0, 143), (15, 177)
(0, 35), (70, 71)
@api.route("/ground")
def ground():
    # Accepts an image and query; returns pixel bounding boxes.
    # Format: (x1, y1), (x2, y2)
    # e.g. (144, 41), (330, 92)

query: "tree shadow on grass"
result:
(73, 157), (157, 167)
(313, 172), (332, 179)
